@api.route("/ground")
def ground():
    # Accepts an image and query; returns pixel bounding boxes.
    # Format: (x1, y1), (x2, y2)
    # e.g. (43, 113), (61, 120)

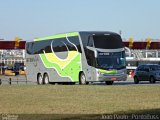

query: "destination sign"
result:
(98, 52), (110, 56)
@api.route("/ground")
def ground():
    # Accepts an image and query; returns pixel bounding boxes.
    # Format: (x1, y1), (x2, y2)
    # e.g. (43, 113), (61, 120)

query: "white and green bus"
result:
(26, 31), (127, 85)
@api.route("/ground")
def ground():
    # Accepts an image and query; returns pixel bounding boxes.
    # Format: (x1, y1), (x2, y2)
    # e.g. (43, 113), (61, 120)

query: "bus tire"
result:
(37, 74), (43, 85)
(105, 81), (113, 85)
(43, 73), (49, 84)
(79, 72), (87, 85)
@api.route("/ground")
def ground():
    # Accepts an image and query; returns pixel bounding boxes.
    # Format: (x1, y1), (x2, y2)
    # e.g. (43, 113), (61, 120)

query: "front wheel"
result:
(105, 81), (113, 85)
(79, 72), (88, 85)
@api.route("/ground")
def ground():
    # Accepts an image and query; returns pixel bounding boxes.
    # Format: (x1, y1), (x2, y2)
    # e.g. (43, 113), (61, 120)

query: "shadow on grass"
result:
(2, 108), (159, 120)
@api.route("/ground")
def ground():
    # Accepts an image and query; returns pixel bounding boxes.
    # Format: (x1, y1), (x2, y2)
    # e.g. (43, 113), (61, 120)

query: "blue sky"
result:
(0, 0), (160, 41)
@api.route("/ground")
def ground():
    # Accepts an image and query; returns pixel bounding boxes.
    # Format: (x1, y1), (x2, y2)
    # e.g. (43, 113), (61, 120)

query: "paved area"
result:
(0, 75), (160, 85)
(0, 75), (28, 85)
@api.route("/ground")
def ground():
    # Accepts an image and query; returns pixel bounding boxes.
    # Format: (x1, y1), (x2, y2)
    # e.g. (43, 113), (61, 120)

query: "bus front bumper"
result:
(97, 74), (127, 81)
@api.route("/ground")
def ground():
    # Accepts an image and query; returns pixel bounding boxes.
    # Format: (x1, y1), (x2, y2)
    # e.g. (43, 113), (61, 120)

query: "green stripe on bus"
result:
(35, 32), (79, 41)
(40, 53), (81, 82)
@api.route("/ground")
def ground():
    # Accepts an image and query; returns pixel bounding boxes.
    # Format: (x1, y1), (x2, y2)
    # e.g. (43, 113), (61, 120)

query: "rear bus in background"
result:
(25, 31), (127, 85)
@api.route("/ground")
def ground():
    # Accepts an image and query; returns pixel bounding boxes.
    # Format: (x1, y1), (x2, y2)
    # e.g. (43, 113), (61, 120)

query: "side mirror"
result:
(85, 46), (97, 58)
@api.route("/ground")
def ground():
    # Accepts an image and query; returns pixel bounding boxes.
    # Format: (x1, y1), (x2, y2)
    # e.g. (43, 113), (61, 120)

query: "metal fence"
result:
(0, 58), (25, 65)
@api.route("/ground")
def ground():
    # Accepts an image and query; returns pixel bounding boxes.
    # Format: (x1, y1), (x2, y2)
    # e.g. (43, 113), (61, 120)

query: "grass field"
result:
(0, 85), (160, 114)
(0, 84), (160, 116)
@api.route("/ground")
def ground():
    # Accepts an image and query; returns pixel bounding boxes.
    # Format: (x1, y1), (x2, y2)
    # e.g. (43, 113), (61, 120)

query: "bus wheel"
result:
(43, 73), (49, 84)
(37, 74), (43, 85)
(80, 72), (87, 85)
(105, 81), (113, 85)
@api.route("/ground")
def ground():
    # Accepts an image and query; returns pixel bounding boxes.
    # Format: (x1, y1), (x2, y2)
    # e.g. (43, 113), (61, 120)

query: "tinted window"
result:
(150, 65), (160, 71)
(137, 65), (144, 71)
(35, 40), (51, 54)
(85, 49), (96, 67)
(51, 38), (72, 52)
(26, 42), (34, 54)
(26, 36), (81, 54)
(97, 51), (126, 70)
(93, 35), (124, 49)
(87, 36), (94, 47)
(143, 66), (150, 72)
(68, 36), (82, 53)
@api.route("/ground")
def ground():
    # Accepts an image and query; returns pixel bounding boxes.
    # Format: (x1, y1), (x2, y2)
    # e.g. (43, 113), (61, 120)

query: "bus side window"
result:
(87, 36), (94, 47)
(26, 42), (34, 55)
(86, 49), (96, 67)
(69, 36), (82, 53)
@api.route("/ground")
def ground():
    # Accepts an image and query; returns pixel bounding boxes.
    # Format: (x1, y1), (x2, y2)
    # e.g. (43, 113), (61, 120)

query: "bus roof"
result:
(35, 32), (79, 41)
(34, 31), (119, 41)
(79, 31), (119, 35)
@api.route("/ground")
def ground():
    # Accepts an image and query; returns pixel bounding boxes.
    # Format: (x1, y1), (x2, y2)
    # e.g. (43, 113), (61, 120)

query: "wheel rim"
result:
(44, 75), (49, 84)
(38, 75), (43, 84)
(81, 74), (86, 84)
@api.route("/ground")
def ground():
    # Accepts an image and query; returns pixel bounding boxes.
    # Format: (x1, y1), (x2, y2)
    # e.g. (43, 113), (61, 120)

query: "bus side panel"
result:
(26, 52), (81, 83)
(25, 54), (41, 83)
(39, 51), (81, 82)
(26, 34), (82, 83)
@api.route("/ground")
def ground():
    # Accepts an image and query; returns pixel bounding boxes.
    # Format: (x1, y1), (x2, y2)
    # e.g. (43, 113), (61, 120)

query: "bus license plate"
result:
(111, 77), (117, 81)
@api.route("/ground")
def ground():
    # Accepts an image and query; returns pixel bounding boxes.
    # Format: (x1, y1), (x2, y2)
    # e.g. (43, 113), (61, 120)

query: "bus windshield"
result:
(92, 35), (124, 49)
(97, 51), (126, 70)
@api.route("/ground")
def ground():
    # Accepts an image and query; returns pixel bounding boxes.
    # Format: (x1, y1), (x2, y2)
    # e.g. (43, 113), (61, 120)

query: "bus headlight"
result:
(98, 71), (104, 75)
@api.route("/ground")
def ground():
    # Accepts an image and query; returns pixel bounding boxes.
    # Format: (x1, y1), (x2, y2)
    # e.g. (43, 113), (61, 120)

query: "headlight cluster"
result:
(98, 71), (104, 75)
